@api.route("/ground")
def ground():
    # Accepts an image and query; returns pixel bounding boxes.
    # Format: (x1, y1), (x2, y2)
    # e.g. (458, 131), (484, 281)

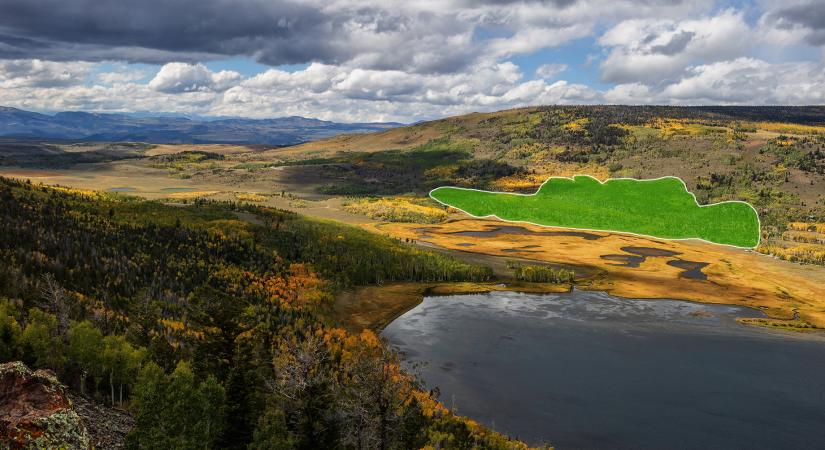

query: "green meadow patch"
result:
(430, 175), (760, 248)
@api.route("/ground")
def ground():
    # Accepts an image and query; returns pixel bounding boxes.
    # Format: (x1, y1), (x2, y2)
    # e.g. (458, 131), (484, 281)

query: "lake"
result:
(382, 290), (825, 449)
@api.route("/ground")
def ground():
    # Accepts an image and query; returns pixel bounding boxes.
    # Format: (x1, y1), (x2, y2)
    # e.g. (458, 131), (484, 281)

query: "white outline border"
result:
(428, 174), (762, 250)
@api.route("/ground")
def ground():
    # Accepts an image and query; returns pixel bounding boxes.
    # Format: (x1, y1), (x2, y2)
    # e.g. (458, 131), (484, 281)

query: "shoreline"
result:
(334, 280), (825, 337)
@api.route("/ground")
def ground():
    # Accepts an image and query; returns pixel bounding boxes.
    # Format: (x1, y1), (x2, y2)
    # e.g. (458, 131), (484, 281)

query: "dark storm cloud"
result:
(0, 0), (707, 72)
(458, 0), (578, 6)
(0, 0), (343, 65)
(0, 0), (491, 73)
(768, 2), (825, 45)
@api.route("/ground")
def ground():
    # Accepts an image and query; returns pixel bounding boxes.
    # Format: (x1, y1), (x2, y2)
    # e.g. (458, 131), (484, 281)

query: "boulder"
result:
(0, 361), (90, 449)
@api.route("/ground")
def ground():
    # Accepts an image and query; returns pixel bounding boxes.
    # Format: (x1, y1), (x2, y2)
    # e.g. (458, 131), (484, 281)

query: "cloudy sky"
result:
(1, 0), (824, 122)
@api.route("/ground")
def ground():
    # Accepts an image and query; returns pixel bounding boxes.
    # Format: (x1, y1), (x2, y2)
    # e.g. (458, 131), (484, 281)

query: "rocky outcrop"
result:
(0, 361), (90, 449)
(69, 393), (133, 449)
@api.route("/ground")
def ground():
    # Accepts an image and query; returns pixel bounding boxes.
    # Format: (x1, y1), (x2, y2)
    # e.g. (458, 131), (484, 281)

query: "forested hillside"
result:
(263, 106), (825, 264)
(0, 177), (531, 449)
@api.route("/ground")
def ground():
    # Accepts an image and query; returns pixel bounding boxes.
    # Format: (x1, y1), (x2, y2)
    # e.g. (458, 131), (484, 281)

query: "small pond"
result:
(382, 290), (825, 449)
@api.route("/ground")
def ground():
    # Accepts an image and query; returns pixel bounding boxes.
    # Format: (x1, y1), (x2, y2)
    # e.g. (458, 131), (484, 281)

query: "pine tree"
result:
(0, 299), (21, 362)
(249, 407), (295, 450)
(127, 362), (170, 450)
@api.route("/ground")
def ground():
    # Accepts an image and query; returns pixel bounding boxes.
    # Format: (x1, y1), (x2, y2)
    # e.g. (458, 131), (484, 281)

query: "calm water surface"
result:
(382, 290), (825, 449)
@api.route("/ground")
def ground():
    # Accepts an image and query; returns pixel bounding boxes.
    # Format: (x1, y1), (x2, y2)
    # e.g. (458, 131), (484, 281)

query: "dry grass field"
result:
(367, 219), (825, 328)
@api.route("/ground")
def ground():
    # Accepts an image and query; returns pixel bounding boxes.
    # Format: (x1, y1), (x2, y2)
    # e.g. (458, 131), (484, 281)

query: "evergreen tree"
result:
(0, 299), (21, 362)
(249, 407), (295, 450)
(127, 362), (170, 450)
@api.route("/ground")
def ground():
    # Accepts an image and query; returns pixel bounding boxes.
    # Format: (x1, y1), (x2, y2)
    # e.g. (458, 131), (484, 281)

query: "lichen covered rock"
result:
(0, 361), (90, 449)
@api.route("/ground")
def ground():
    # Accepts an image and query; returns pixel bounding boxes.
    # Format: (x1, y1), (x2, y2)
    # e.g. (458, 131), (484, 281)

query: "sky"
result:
(1, 0), (824, 123)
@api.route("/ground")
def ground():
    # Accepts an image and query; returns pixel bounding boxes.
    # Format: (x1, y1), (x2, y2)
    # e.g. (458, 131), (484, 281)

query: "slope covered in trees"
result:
(0, 177), (532, 449)
(264, 105), (824, 264)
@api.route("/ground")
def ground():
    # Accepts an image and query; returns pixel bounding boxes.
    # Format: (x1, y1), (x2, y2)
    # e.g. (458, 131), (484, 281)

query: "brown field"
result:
(0, 161), (373, 224)
(366, 219), (825, 328)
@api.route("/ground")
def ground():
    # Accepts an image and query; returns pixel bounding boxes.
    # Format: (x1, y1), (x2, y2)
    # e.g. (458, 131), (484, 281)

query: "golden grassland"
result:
(788, 222), (825, 234)
(365, 219), (825, 328)
(235, 192), (268, 202)
(343, 197), (448, 223)
(166, 190), (220, 199)
(746, 122), (825, 135)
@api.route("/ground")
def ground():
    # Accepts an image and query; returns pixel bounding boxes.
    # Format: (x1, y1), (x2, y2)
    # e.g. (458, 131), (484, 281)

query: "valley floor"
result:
(2, 143), (824, 333)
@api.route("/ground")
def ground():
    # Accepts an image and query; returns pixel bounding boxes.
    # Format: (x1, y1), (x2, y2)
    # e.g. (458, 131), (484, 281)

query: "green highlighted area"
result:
(430, 175), (760, 248)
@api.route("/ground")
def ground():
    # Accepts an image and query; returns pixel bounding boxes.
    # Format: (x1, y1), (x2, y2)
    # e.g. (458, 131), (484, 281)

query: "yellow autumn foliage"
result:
(344, 197), (448, 223)
(752, 122), (825, 135)
(236, 192), (267, 202)
(758, 242), (825, 265)
(167, 190), (219, 199)
(493, 162), (610, 192)
(787, 222), (825, 234)
(562, 117), (588, 132)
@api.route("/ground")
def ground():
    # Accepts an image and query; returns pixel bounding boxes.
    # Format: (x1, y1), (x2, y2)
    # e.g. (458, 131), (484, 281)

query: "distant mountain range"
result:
(0, 107), (403, 145)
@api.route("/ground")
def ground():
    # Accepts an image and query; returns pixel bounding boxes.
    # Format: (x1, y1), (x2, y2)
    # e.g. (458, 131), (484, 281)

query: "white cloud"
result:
(96, 70), (147, 85)
(599, 9), (751, 84)
(148, 63), (242, 93)
(0, 59), (604, 122)
(535, 63), (568, 80)
(606, 58), (825, 105)
(603, 83), (653, 104)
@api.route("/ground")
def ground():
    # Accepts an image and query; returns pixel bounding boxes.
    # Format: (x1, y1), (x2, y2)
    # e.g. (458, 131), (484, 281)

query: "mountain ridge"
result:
(0, 106), (403, 145)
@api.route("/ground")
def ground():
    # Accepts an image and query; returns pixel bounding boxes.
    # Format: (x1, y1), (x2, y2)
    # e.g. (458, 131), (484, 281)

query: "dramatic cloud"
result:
(0, 59), (91, 88)
(764, 1), (825, 46)
(0, 1), (823, 121)
(0, 0), (706, 72)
